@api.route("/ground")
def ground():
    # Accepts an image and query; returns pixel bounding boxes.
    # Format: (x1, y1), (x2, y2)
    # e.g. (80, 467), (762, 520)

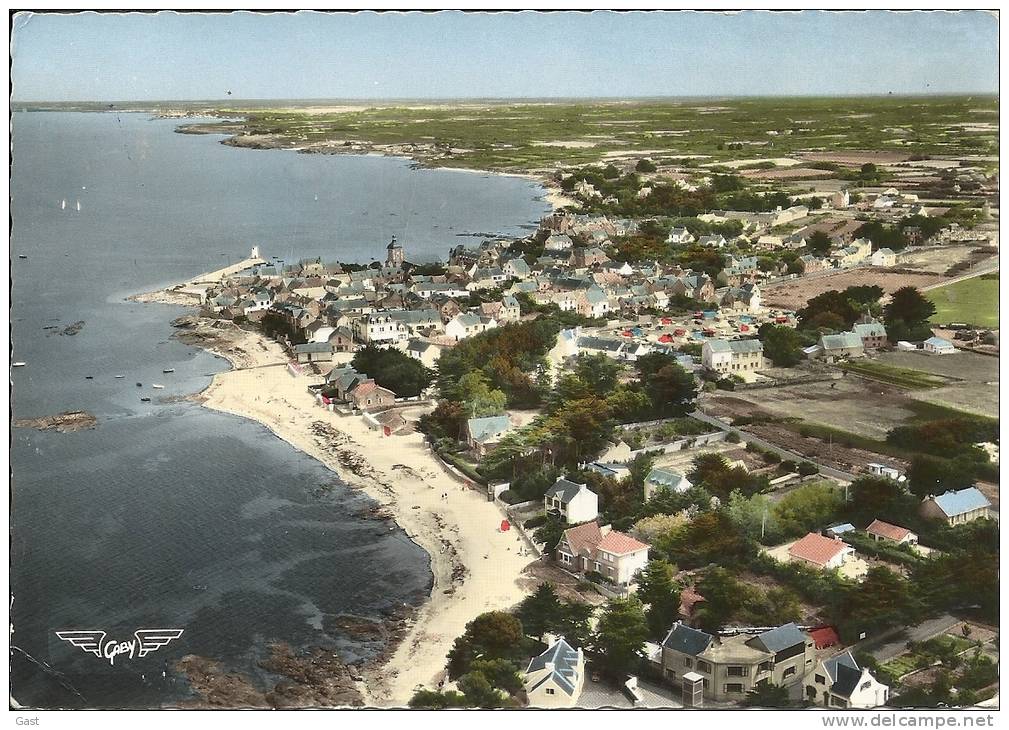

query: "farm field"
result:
(926, 274), (1000, 328)
(30, 95), (993, 175)
(761, 268), (945, 311)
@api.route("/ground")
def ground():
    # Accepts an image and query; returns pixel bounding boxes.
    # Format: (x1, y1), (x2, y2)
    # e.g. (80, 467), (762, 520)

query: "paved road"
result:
(689, 410), (857, 482)
(859, 614), (962, 662)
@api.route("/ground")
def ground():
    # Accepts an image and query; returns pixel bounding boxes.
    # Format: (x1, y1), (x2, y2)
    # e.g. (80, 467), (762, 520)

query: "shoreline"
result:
(138, 291), (537, 706)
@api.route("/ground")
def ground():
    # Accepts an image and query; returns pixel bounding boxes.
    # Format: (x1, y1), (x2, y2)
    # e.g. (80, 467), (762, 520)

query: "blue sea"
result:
(9, 111), (550, 708)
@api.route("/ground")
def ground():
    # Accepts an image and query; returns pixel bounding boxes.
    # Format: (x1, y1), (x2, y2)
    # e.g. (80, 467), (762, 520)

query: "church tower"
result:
(386, 236), (404, 267)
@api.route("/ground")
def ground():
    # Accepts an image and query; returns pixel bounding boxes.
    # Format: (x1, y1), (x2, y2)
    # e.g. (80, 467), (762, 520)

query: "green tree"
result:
(446, 611), (526, 679)
(516, 583), (563, 640)
(642, 363), (698, 417)
(758, 323), (805, 367)
(469, 658), (523, 695)
(592, 597), (649, 678)
(408, 688), (470, 708)
(533, 515), (567, 554)
(458, 671), (505, 708)
(635, 158), (657, 173)
(457, 371), (508, 417)
(883, 286), (937, 332)
(773, 482), (845, 539)
(352, 344), (433, 397)
(693, 567), (740, 632)
(635, 559), (683, 639)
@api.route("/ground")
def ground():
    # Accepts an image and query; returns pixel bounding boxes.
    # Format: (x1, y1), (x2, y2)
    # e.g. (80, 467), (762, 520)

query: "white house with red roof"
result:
(864, 519), (917, 546)
(787, 532), (854, 570)
(556, 522), (650, 586)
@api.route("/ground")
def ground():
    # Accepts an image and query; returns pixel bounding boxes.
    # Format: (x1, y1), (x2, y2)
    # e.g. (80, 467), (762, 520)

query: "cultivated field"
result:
(875, 349), (1000, 418)
(899, 244), (992, 275)
(761, 268), (945, 310)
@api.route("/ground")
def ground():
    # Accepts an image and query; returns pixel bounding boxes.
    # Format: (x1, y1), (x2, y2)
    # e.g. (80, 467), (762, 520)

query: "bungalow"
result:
(865, 519), (918, 546)
(787, 532), (855, 570)
(825, 523), (856, 539)
(544, 233), (574, 252)
(544, 478), (599, 525)
(465, 414), (513, 456)
(502, 257), (531, 279)
(523, 638), (585, 708)
(697, 234), (728, 249)
(799, 254), (827, 274)
(405, 338), (445, 368)
(867, 462), (904, 481)
(584, 461), (631, 481)
(555, 522), (649, 586)
(806, 651), (889, 709)
(923, 336), (956, 355)
(644, 467), (692, 501)
(293, 341), (335, 364)
(853, 321), (887, 350)
(920, 487), (992, 526)
(347, 381), (395, 412)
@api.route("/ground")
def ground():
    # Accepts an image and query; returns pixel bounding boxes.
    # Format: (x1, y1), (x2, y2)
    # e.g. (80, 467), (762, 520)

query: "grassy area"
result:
(882, 635), (978, 679)
(840, 361), (950, 389)
(927, 275), (999, 329)
(138, 95), (1000, 173)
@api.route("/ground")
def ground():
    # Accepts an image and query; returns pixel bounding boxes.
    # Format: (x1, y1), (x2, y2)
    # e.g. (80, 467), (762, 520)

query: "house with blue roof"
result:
(523, 638), (585, 707)
(806, 650), (889, 708)
(644, 467), (692, 501)
(920, 487), (992, 526)
(464, 415), (514, 457)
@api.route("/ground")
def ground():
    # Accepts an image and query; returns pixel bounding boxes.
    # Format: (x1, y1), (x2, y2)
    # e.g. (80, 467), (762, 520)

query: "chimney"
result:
(600, 524), (612, 536)
(544, 662), (555, 673)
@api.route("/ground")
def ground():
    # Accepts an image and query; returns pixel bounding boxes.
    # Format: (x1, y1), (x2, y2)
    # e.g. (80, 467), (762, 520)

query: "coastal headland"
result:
(135, 268), (537, 707)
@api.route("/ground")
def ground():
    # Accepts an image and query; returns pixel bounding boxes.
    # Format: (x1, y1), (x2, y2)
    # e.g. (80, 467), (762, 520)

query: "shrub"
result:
(726, 431), (741, 443)
(798, 461), (819, 476)
(523, 514), (548, 529)
(763, 451), (782, 465)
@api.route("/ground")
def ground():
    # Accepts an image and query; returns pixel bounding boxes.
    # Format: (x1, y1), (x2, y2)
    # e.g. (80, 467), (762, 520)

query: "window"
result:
(697, 661), (712, 674)
(727, 666), (747, 677)
(545, 688), (555, 696)
(860, 681), (872, 691)
(724, 684), (744, 694)
(684, 658), (693, 669)
(758, 661), (773, 673)
(783, 666), (797, 678)
(815, 674), (826, 685)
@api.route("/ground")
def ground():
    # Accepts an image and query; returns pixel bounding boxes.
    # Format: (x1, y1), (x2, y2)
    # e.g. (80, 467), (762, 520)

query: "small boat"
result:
(75, 200), (81, 212)
(17, 255), (27, 259)
(136, 382), (143, 387)
(162, 368), (175, 374)
(61, 199), (66, 210)
(12, 362), (26, 368)
(140, 397), (151, 402)
(114, 375), (125, 379)
(85, 376), (94, 380)
(152, 384), (165, 389)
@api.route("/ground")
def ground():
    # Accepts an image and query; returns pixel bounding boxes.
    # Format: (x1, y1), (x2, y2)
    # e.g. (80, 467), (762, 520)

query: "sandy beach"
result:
(134, 267), (538, 706)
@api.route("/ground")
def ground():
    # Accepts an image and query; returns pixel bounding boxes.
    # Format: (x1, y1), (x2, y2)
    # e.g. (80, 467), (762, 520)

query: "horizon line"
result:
(13, 91), (1000, 106)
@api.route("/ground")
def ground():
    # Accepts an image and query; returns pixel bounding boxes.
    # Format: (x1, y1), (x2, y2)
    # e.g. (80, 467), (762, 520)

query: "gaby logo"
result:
(55, 629), (185, 666)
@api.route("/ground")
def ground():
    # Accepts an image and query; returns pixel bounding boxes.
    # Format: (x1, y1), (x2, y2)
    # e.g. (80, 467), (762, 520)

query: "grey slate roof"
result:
(544, 478), (590, 505)
(824, 651), (862, 698)
(750, 623), (807, 654)
(662, 622), (713, 657)
(525, 638), (581, 696)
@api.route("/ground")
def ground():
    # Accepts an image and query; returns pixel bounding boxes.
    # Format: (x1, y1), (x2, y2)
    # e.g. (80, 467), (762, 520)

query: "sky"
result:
(11, 10), (1000, 101)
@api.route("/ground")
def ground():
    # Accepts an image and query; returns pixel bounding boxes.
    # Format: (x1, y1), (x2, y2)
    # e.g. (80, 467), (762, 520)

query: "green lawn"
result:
(927, 275), (1000, 329)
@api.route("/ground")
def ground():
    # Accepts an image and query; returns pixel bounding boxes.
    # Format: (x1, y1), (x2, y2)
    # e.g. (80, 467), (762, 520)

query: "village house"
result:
(352, 312), (409, 344)
(799, 254), (828, 274)
(405, 338), (445, 368)
(502, 256), (531, 279)
(818, 332), (864, 361)
(923, 336), (956, 355)
(920, 487), (992, 526)
(577, 286), (611, 319)
(293, 341), (336, 364)
(666, 226), (695, 245)
(347, 380), (396, 412)
(701, 338), (765, 375)
(644, 467), (692, 501)
(464, 414), (513, 456)
(661, 622), (813, 702)
(870, 247), (897, 267)
(569, 247), (610, 269)
(445, 312), (497, 341)
(852, 321), (888, 351)
(787, 532), (855, 570)
(697, 234), (728, 249)
(806, 651), (889, 709)
(544, 478), (599, 525)
(867, 463), (904, 481)
(717, 283), (762, 314)
(555, 522), (650, 586)
(544, 233), (574, 252)
(523, 638), (585, 708)
(865, 519), (918, 546)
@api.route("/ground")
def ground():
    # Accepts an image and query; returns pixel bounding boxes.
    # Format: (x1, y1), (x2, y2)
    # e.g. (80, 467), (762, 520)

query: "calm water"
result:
(10, 112), (550, 708)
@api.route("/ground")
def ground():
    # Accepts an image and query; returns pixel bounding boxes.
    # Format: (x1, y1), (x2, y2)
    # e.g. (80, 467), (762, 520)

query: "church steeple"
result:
(386, 236), (404, 267)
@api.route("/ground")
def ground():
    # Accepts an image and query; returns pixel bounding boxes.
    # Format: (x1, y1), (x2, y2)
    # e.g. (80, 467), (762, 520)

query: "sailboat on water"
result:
(60, 199), (67, 210)
(76, 200), (81, 212)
